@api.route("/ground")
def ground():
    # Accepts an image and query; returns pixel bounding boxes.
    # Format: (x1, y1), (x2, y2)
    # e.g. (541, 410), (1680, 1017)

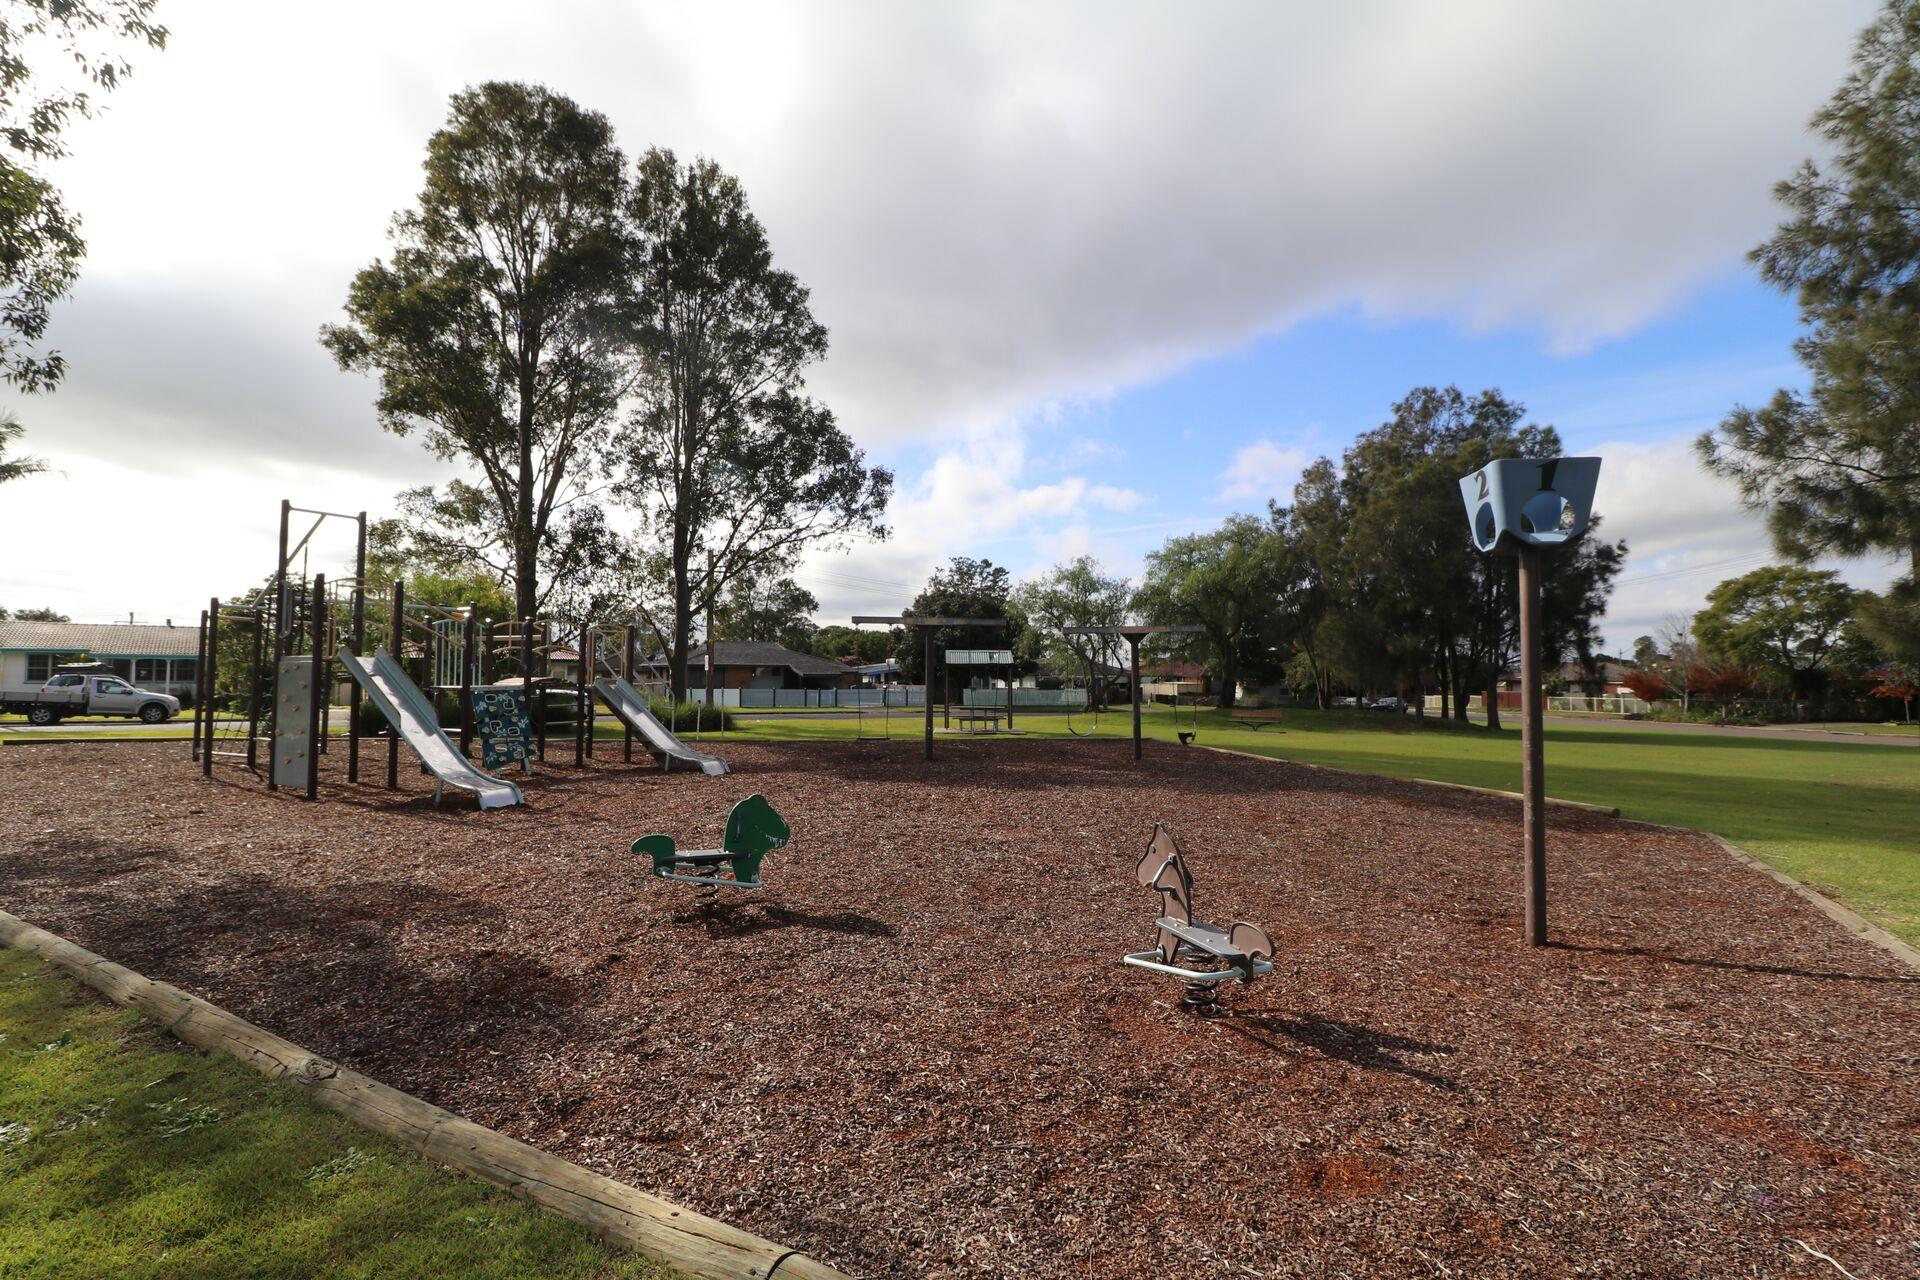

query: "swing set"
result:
(1061, 623), (1205, 759)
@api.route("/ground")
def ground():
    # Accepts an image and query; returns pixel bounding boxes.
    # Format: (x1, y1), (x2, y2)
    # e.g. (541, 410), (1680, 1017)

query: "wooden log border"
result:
(0, 909), (850, 1280)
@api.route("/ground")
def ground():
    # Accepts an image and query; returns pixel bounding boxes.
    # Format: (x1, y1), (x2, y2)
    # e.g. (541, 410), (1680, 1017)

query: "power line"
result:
(1614, 550), (1773, 587)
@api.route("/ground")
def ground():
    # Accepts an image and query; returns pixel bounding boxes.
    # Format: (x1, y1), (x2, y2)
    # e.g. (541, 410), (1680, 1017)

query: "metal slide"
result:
(336, 647), (524, 809)
(593, 677), (731, 776)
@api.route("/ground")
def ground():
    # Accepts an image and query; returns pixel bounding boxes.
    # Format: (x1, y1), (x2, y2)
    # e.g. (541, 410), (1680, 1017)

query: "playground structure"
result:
(850, 613), (1011, 760)
(1121, 823), (1275, 1012)
(1063, 622), (1205, 758)
(190, 499), (728, 807)
(635, 793), (790, 899)
(336, 647), (522, 809)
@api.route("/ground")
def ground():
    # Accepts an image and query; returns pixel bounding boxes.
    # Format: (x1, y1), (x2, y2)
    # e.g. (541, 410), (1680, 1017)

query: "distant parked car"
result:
(1371, 696), (1402, 712)
(1333, 696), (1362, 707)
(1, 671), (180, 725)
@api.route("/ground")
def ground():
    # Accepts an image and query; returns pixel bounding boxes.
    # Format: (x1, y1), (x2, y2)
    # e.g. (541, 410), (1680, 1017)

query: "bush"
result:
(1644, 703), (1777, 727)
(646, 699), (736, 733)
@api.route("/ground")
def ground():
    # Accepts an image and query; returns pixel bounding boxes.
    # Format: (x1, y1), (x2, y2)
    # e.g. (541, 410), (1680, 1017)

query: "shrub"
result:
(646, 699), (736, 733)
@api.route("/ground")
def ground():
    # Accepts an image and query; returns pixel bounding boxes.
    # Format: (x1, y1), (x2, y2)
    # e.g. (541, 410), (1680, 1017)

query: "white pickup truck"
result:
(1, 672), (182, 725)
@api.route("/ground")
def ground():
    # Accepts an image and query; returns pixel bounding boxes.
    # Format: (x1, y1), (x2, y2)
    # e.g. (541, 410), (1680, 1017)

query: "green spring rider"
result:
(633, 793), (790, 899)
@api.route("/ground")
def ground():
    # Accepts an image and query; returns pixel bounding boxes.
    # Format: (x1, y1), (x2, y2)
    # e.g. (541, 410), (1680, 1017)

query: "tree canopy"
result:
(616, 149), (891, 696)
(1010, 555), (1130, 698)
(0, 1), (164, 433)
(1693, 566), (1858, 700)
(1279, 387), (1623, 723)
(322, 81), (636, 623)
(1700, 0), (1920, 662)
(898, 556), (1022, 687)
(1132, 516), (1288, 710)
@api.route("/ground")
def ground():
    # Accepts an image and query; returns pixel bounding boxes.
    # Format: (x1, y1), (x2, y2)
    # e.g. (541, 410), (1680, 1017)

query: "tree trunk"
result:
(670, 575), (693, 702)
(1484, 681), (1502, 731)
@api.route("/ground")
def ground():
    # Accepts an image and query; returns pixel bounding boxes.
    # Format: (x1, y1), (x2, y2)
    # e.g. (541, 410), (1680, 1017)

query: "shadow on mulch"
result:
(5, 859), (590, 1097)
(1554, 940), (1918, 985)
(1219, 1008), (1464, 1091)
(673, 900), (898, 940)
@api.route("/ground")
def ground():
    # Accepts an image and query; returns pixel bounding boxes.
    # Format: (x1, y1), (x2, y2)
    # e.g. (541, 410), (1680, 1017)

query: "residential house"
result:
(0, 620), (201, 701)
(685, 640), (859, 691)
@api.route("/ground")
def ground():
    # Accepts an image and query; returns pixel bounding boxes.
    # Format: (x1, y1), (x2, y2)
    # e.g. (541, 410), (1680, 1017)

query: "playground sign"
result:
(1459, 454), (1601, 948)
(945, 649), (1013, 665)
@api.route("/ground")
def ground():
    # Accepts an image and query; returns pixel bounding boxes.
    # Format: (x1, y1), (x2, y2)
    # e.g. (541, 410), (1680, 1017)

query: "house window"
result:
(25, 653), (82, 681)
(108, 659), (133, 680)
(170, 659), (197, 684)
(135, 659), (163, 682)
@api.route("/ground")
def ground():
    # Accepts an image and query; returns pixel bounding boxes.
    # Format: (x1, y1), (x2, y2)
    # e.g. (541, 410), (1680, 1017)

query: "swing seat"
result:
(633, 793), (790, 892)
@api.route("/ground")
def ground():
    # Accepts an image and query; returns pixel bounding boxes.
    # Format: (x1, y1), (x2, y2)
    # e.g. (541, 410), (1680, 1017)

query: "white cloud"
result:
(1216, 439), (1310, 504)
(791, 422), (1148, 621)
(3, 0), (1886, 620)
(1586, 436), (1901, 649)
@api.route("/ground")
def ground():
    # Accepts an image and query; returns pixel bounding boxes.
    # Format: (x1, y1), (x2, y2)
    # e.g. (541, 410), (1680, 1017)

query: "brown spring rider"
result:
(1122, 823), (1275, 1014)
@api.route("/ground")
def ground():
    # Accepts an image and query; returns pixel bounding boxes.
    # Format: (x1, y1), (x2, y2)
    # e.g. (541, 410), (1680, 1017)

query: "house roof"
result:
(687, 640), (854, 678)
(0, 620), (201, 657)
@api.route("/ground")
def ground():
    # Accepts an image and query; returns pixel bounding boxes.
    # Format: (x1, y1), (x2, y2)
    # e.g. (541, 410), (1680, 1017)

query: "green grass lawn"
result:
(0, 949), (672, 1280)
(720, 705), (1920, 946)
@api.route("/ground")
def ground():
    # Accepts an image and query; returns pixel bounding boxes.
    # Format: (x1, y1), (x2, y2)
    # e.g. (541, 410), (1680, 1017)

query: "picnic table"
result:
(953, 708), (1003, 734)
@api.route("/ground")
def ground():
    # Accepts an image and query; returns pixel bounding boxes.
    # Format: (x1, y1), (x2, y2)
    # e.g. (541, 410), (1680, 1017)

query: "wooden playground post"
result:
(1128, 633), (1143, 762)
(348, 514), (365, 781)
(346, 585), (364, 781)
(1517, 546), (1548, 946)
(191, 607), (206, 766)
(201, 601), (218, 777)
(622, 625), (636, 763)
(246, 606), (264, 772)
(315, 583), (332, 758)
(925, 627), (937, 759)
(460, 602), (476, 757)
(307, 575), (325, 800)
(576, 619), (589, 765)
(387, 580), (403, 791)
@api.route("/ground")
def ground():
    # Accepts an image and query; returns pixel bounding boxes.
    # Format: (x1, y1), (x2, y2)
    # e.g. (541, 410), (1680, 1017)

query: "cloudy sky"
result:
(0, 0), (1899, 648)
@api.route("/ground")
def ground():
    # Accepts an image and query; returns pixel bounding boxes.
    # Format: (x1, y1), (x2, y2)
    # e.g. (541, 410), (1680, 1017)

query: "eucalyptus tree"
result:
(1693, 566), (1857, 702)
(1133, 515), (1290, 709)
(1010, 555), (1131, 704)
(616, 149), (890, 697)
(0, 0), (165, 450)
(322, 82), (635, 622)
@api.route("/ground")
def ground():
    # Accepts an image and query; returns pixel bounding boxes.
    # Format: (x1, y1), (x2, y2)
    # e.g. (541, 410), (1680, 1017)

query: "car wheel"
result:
(138, 703), (171, 724)
(26, 706), (59, 725)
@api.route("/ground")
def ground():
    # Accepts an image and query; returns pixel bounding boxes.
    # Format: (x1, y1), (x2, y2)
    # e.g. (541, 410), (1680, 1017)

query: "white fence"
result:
(1422, 693), (1652, 716)
(960, 688), (1088, 708)
(678, 687), (925, 709)
(1547, 694), (1653, 715)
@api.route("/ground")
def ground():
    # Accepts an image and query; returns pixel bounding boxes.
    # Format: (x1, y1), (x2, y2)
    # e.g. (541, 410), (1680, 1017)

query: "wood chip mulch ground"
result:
(1, 738), (1915, 1279)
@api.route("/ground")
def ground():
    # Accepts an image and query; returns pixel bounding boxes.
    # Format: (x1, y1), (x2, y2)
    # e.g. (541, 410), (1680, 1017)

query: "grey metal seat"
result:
(1122, 823), (1274, 1012)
